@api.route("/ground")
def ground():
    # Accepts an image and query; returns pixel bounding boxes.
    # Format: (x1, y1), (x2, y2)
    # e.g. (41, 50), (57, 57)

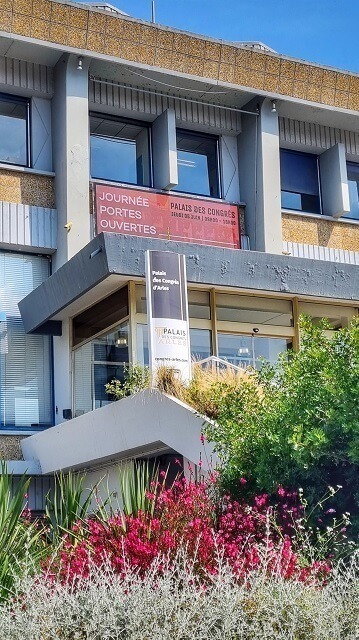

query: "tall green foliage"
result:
(206, 316), (359, 525)
(0, 465), (45, 599)
(45, 472), (97, 543)
(118, 460), (160, 518)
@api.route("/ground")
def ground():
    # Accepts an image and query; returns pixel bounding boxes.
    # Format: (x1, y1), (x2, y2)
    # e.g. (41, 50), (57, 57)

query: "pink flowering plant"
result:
(45, 474), (337, 586)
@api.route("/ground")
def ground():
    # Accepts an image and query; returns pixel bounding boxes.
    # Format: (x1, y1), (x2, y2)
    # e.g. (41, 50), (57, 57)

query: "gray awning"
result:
(19, 232), (359, 334)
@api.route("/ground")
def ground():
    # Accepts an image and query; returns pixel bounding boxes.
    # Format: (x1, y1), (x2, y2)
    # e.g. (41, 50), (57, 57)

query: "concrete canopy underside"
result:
(21, 390), (216, 474)
(19, 232), (359, 334)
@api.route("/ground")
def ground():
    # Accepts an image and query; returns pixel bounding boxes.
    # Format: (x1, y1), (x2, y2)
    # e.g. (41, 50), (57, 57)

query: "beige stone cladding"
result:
(0, 170), (55, 208)
(282, 213), (359, 252)
(0, 435), (24, 461)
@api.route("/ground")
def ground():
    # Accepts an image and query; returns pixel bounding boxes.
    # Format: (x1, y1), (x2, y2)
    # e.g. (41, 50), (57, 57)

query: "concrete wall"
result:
(22, 389), (216, 473)
(238, 98), (282, 254)
(52, 53), (91, 270)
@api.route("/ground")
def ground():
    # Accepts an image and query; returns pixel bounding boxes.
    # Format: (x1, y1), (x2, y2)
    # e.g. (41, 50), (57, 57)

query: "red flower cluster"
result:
(47, 479), (331, 585)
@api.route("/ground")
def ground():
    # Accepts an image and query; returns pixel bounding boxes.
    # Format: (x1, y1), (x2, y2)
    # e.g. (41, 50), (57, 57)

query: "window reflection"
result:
(0, 95), (28, 166)
(73, 323), (129, 417)
(90, 114), (151, 187)
(173, 130), (219, 198)
(190, 328), (212, 361)
(216, 293), (293, 327)
(218, 333), (290, 369)
(280, 149), (321, 214)
(343, 163), (359, 220)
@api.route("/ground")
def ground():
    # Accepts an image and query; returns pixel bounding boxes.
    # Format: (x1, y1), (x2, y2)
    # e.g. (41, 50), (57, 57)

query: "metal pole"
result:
(151, 0), (155, 23)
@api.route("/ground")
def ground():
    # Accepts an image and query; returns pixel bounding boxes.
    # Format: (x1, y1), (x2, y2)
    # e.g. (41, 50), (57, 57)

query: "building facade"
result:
(0, 0), (357, 504)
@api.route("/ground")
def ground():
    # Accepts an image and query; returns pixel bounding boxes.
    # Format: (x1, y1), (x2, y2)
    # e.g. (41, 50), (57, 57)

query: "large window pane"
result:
(216, 294), (293, 327)
(188, 290), (211, 320)
(280, 149), (321, 214)
(90, 114), (151, 186)
(218, 333), (290, 369)
(173, 130), (220, 198)
(190, 328), (212, 361)
(343, 163), (359, 220)
(0, 94), (28, 166)
(298, 302), (357, 329)
(0, 252), (52, 428)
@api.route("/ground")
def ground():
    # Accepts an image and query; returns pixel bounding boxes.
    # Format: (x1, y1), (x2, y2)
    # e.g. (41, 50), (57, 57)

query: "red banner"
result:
(94, 184), (240, 249)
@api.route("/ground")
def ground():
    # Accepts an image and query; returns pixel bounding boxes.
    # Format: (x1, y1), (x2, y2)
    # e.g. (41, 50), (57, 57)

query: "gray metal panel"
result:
(89, 79), (241, 133)
(284, 241), (359, 266)
(19, 233), (359, 334)
(31, 97), (53, 171)
(319, 143), (350, 217)
(0, 201), (57, 252)
(279, 116), (359, 157)
(0, 56), (53, 95)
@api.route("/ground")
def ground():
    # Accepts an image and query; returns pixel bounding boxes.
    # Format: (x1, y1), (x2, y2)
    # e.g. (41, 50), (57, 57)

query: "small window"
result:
(280, 149), (321, 214)
(0, 94), (29, 167)
(90, 114), (151, 187)
(343, 163), (359, 220)
(173, 130), (220, 198)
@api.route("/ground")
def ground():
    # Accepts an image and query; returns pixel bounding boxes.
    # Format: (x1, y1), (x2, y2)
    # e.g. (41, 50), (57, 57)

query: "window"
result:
(190, 328), (212, 361)
(280, 149), (321, 214)
(0, 94), (29, 167)
(343, 163), (359, 220)
(90, 114), (151, 187)
(0, 252), (52, 428)
(216, 294), (293, 327)
(73, 322), (129, 417)
(173, 130), (220, 198)
(298, 302), (357, 330)
(218, 334), (291, 369)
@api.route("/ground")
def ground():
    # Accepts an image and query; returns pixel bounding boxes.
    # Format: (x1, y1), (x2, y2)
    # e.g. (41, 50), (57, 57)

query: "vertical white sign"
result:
(145, 250), (191, 381)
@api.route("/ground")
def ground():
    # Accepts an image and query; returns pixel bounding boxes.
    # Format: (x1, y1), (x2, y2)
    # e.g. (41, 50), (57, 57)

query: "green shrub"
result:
(205, 316), (359, 533)
(105, 364), (151, 400)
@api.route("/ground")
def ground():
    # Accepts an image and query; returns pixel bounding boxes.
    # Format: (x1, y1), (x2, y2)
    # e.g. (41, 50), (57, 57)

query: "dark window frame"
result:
(89, 111), (153, 187)
(280, 148), (322, 215)
(174, 128), (221, 199)
(0, 93), (30, 168)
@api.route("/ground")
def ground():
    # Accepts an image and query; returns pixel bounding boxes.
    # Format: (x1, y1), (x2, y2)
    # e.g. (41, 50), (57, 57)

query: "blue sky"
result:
(83, 0), (359, 73)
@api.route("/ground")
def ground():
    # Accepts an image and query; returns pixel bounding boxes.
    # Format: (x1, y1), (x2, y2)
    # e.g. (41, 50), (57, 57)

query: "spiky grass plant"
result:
(45, 472), (97, 544)
(0, 464), (45, 600)
(118, 460), (162, 518)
